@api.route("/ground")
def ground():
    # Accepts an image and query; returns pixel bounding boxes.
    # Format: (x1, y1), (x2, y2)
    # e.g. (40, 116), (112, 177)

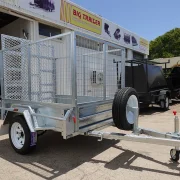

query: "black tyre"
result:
(9, 116), (36, 155)
(160, 96), (169, 111)
(170, 149), (179, 162)
(112, 87), (139, 130)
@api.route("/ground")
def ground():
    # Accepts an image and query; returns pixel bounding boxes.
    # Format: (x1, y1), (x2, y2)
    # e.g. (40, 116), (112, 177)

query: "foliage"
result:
(149, 28), (180, 59)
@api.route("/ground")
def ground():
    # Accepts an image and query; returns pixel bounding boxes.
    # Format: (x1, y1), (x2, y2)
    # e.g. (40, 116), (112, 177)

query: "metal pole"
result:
(103, 44), (107, 100)
(173, 111), (180, 150)
(133, 107), (140, 134)
(28, 44), (31, 101)
(165, 63), (167, 75)
(121, 49), (125, 88)
(71, 32), (78, 131)
(0, 51), (5, 120)
(116, 62), (119, 86)
(37, 44), (41, 101)
(83, 55), (85, 96)
(71, 32), (77, 107)
(146, 59), (149, 93)
(174, 116), (179, 134)
(52, 46), (56, 101)
(131, 61), (134, 88)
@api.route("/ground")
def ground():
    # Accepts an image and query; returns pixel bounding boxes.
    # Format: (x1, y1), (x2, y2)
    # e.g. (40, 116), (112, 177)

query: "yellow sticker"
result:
(60, 0), (102, 34)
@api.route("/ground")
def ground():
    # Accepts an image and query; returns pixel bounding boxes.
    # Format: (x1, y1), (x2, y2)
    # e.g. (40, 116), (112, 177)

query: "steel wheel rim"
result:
(11, 122), (25, 149)
(126, 95), (139, 124)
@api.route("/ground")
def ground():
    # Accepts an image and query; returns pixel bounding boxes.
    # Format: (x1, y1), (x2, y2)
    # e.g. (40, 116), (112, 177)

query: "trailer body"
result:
(0, 31), (125, 139)
(165, 66), (180, 99)
(125, 60), (171, 109)
(0, 31), (179, 161)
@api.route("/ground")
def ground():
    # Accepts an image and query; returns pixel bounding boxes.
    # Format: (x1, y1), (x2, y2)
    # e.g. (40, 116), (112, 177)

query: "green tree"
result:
(149, 28), (180, 59)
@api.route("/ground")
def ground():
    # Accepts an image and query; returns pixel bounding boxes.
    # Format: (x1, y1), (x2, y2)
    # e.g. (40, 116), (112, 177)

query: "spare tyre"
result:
(112, 87), (139, 130)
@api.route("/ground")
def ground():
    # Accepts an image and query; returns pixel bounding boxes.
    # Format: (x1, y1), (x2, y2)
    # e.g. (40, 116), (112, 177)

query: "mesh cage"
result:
(1, 32), (124, 106)
(30, 42), (56, 103)
(76, 35), (122, 103)
(76, 35), (104, 103)
(2, 35), (30, 101)
(1, 34), (72, 104)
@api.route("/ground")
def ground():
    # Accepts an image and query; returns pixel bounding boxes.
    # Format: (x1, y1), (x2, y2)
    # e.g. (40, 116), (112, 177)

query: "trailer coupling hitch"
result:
(97, 132), (103, 142)
(87, 131), (103, 142)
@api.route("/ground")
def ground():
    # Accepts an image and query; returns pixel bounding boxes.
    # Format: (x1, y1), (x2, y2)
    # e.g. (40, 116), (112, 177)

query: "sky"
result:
(71, 0), (180, 41)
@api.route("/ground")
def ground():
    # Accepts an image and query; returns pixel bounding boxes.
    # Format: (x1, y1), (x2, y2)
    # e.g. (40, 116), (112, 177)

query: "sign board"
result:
(3, 0), (60, 21)
(60, 0), (102, 34)
(102, 19), (149, 54)
(1, 0), (149, 54)
(140, 38), (149, 53)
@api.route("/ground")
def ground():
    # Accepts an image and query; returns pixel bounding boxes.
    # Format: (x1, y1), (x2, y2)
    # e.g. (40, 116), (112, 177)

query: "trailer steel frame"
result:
(0, 31), (180, 160)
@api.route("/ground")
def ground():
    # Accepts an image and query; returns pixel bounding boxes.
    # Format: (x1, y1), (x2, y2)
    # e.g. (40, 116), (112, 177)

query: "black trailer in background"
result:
(115, 59), (171, 110)
(160, 60), (180, 100)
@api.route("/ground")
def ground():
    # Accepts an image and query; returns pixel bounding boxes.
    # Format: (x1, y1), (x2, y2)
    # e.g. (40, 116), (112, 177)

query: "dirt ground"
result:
(0, 102), (180, 180)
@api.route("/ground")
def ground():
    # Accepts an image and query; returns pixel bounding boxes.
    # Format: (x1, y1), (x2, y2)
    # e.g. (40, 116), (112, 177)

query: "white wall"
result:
(0, 18), (33, 40)
(127, 49), (133, 60)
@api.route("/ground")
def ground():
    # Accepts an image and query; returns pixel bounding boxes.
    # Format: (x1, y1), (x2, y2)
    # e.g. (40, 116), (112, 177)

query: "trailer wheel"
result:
(160, 96), (169, 111)
(170, 149), (179, 162)
(112, 87), (139, 130)
(9, 116), (36, 155)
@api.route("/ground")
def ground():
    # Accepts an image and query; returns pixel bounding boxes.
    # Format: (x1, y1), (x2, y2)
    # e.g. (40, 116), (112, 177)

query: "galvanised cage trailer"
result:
(0, 31), (180, 162)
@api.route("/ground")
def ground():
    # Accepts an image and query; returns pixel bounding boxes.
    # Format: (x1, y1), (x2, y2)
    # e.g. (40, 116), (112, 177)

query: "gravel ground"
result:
(0, 102), (180, 180)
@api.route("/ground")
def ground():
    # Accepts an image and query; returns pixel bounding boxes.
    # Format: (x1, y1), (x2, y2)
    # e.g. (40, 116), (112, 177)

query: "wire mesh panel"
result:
(76, 35), (104, 103)
(75, 34), (123, 104)
(54, 34), (72, 104)
(1, 35), (30, 101)
(30, 42), (56, 103)
(1, 33), (72, 105)
(1, 32), (124, 107)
